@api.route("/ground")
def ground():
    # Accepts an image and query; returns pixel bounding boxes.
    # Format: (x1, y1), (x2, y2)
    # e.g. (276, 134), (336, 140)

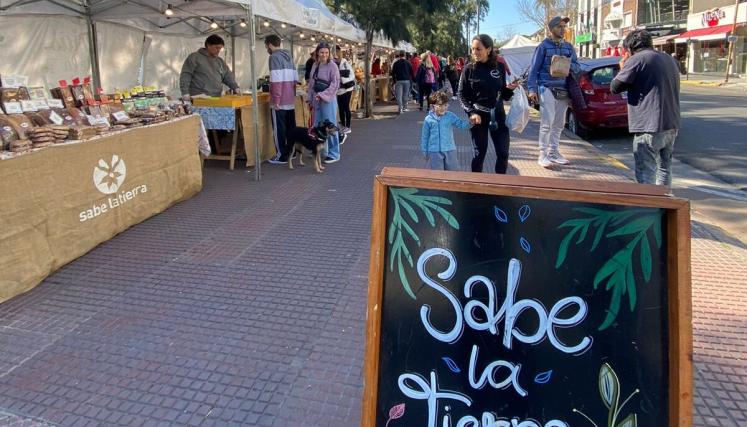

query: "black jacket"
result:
(458, 60), (513, 117)
(391, 58), (413, 81)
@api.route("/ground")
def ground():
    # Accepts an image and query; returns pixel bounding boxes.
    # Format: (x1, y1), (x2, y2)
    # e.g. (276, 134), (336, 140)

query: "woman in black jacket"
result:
(458, 34), (517, 174)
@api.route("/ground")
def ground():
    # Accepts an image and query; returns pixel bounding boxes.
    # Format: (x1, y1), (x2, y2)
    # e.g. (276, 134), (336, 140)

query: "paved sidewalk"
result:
(0, 102), (744, 426)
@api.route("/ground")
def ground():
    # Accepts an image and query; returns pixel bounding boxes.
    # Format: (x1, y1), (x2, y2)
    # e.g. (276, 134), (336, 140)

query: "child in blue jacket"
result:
(420, 91), (471, 171)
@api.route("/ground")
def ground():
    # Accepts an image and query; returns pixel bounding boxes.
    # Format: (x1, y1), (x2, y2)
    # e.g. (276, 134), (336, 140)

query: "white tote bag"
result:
(506, 85), (530, 134)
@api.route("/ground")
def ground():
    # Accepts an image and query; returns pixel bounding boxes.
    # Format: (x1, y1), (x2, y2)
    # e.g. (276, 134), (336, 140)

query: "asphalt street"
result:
(579, 84), (747, 242)
(584, 85), (747, 189)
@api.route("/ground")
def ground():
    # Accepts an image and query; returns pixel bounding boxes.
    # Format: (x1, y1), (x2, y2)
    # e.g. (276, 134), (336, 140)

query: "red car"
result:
(566, 57), (628, 138)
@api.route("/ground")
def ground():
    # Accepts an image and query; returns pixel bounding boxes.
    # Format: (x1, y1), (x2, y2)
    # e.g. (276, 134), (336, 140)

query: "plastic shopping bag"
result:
(506, 85), (530, 134)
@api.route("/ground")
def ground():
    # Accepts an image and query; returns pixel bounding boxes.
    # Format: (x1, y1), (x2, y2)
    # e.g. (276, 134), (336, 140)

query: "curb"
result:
(681, 80), (722, 87)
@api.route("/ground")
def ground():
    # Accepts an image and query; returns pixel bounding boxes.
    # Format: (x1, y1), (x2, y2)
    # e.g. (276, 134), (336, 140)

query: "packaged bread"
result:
(27, 112), (53, 126)
(9, 139), (32, 153)
(66, 107), (87, 125)
(51, 87), (76, 109)
(70, 85), (86, 106)
(0, 116), (20, 149)
(5, 114), (33, 139)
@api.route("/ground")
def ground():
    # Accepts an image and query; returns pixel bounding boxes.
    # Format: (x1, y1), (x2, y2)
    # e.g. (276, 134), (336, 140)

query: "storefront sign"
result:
(688, 4), (747, 31)
(702, 8), (726, 27)
(362, 169), (693, 427)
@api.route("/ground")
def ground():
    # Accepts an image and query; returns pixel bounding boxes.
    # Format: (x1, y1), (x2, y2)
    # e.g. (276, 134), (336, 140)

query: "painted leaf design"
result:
(534, 370), (553, 384)
(442, 357), (461, 373)
(653, 217), (662, 247)
(389, 403), (406, 420)
(599, 363), (620, 409)
(606, 217), (654, 238)
(617, 413), (637, 427)
(494, 206), (508, 223)
(640, 236), (652, 282)
(519, 205), (531, 222)
(555, 228), (578, 268)
(399, 199), (419, 223)
(520, 237), (531, 254)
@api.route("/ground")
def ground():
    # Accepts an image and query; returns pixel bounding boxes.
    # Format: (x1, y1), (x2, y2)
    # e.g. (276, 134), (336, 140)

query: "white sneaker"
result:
(537, 153), (552, 168)
(548, 151), (570, 165)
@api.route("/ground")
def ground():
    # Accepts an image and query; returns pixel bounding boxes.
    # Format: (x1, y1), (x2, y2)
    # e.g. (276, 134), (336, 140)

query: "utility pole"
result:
(724, 0), (740, 83)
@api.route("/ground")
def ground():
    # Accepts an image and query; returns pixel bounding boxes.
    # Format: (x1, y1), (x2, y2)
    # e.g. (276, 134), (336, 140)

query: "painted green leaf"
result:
(399, 199), (419, 223)
(422, 206), (436, 226)
(400, 237), (414, 267)
(573, 207), (607, 215)
(397, 253), (416, 299)
(611, 209), (646, 225)
(389, 239), (400, 271)
(396, 188), (418, 196)
(388, 219), (397, 244)
(593, 255), (623, 289)
(555, 227), (578, 269)
(558, 218), (590, 229)
(423, 202), (459, 230)
(617, 413), (637, 427)
(598, 363), (620, 409)
(576, 224), (590, 244)
(606, 217), (654, 238)
(591, 216), (611, 251)
(400, 219), (421, 247)
(600, 284), (623, 330)
(640, 236), (652, 282)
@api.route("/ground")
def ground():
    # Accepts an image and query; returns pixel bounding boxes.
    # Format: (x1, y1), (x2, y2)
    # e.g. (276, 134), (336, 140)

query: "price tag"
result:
(3, 102), (23, 114)
(86, 114), (98, 125)
(49, 110), (64, 125)
(112, 111), (129, 121)
(34, 100), (50, 110)
(21, 100), (38, 112)
(48, 99), (64, 108)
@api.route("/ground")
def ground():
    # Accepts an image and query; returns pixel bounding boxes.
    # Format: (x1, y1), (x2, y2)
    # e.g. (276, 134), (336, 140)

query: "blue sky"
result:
(480, 0), (540, 40)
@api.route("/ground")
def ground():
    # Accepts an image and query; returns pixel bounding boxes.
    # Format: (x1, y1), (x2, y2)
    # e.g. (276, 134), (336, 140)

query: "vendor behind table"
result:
(180, 35), (240, 98)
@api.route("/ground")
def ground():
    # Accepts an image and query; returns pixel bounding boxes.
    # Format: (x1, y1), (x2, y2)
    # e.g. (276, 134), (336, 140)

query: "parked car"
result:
(566, 57), (628, 138)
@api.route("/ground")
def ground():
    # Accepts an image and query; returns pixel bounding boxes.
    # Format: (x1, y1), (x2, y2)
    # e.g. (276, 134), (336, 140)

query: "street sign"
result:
(577, 33), (593, 43)
(727, 35), (738, 43)
(362, 169), (693, 427)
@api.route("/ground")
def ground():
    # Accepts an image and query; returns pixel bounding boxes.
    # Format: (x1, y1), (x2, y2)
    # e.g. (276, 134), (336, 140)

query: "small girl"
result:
(420, 91), (471, 171)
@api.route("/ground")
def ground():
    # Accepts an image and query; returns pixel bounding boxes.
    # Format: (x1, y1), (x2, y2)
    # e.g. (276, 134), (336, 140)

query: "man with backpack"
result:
(527, 16), (580, 168)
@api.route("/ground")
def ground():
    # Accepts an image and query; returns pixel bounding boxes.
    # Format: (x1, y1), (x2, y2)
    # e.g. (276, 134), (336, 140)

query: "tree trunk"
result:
(364, 30), (374, 118)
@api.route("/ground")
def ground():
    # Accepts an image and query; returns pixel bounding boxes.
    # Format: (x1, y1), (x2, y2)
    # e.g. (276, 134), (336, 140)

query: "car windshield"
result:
(590, 66), (619, 85)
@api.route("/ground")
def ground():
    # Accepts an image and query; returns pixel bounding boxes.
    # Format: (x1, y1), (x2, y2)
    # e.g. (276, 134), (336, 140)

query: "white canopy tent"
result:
(499, 34), (539, 79)
(0, 0), (367, 180)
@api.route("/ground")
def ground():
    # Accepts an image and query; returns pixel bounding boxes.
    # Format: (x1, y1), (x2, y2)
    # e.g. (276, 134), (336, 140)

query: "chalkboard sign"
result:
(362, 169), (692, 427)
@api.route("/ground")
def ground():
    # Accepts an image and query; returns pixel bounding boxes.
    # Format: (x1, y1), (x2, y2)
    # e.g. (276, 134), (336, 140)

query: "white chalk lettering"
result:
(416, 250), (592, 355)
(468, 345), (526, 397)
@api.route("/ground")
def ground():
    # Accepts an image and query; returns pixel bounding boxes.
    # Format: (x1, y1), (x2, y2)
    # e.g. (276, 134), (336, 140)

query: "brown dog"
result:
(287, 121), (337, 173)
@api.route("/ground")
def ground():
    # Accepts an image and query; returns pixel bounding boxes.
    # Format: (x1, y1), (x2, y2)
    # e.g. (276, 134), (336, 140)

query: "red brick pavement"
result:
(0, 102), (744, 426)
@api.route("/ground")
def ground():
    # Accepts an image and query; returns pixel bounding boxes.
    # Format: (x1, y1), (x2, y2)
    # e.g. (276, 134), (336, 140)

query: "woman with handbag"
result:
(335, 45), (355, 136)
(458, 34), (517, 174)
(308, 42), (342, 163)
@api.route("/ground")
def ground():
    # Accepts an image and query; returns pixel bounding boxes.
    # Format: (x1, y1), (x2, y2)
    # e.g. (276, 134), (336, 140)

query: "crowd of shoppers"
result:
(261, 17), (680, 191)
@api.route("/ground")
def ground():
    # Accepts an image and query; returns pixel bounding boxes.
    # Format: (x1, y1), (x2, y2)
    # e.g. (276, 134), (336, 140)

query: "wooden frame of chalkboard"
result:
(362, 168), (692, 427)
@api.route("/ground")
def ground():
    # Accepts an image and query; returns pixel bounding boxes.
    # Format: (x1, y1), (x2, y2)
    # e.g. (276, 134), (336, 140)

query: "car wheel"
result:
(567, 110), (589, 139)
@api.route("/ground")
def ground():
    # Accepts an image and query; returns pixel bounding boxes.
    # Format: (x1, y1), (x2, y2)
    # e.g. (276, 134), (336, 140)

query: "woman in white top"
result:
(335, 45), (355, 136)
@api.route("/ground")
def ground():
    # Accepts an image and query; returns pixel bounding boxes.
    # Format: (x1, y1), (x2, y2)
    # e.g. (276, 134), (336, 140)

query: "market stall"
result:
(0, 115), (203, 303)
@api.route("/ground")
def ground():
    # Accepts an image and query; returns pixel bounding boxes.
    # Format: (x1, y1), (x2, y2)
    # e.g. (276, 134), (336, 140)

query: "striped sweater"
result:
(269, 49), (297, 110)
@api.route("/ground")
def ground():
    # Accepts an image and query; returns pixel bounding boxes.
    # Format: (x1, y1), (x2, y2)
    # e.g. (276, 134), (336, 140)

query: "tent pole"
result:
(231, 33), (237, 73)
(248, 4), (261, 181)
(85, 9), (102, 89)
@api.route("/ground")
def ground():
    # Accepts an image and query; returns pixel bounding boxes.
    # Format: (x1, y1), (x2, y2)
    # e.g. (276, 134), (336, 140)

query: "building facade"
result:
(676, 0), (747, 75)
(576, 0), (602, 57)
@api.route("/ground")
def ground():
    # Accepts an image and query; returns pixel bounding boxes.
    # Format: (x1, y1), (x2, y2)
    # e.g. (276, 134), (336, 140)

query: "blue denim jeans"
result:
(633, 129), (678, 187)
(313, 97), (340, 160)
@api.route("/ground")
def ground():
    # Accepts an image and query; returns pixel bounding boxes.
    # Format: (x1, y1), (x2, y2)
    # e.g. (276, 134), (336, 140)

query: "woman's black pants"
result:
(337, 91), (352, 128)
(470, 111), (510, 174)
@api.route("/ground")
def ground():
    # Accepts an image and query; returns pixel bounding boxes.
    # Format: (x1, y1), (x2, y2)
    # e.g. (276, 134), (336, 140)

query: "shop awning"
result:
(674, 24), (742, 43)
(653, 34), (682, 45)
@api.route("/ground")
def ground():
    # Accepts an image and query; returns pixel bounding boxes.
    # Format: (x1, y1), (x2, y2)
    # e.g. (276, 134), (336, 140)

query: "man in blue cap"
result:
(527, 16), (579, 168)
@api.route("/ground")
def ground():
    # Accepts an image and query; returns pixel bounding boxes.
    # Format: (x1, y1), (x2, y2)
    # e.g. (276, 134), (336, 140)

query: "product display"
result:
(1, 77), (192, 158)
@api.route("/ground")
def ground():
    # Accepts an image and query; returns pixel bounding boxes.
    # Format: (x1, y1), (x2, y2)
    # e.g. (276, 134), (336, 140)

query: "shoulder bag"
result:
(313, 66), (331, 93)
